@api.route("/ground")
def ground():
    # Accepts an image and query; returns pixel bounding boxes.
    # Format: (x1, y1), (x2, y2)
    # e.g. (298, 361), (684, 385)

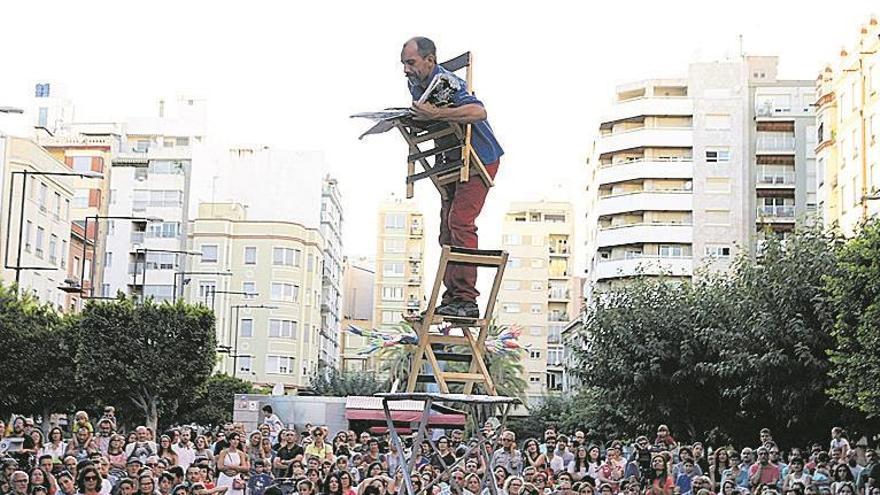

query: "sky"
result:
(1, 1), (877, 277)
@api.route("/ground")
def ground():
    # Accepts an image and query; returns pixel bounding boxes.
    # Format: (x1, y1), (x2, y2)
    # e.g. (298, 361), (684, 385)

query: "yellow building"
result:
(372, 199), (425, 331)
(187, 202), (324, 389)
(498, 201), (578, 397)
(816, 16), (880, 235)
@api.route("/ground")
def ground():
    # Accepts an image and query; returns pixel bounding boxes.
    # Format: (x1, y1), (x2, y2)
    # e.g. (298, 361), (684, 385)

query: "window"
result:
(266, 355), (294, 374)
(72, 189), (88, 209)
(145, 252), (176, 270)
(71, 156), (92, 173)
(38, 107), (48, 127)
(60, 240), (67, 269)
(269, 319), (298, 338)
(270, 282), (299, 302)
(149, 160), (185, 175)
(503, 234), (521, 246)
(383, 262), (404, 277)
(176, 137), (190, 147)
(243, 281), (257, 299)
(531, 281), (543, 291)
(382, 286), (404, 301)
(238, 356), (252, 373)
(273, 247), (302, 266)
(381, 311), (403, 324)
(705, 114), (731, 130)
(529, 375), (542, 384)
(201, 245), (218, 262)
(502, 280), (521, 290)
(104, 251), (113, 267)
(503, 303), (521, 313)
(547, 348), (563, 366)
(659, 244), (687, 258)
(49, 235), (58, 264)
(307, 254), (314, 271)
(506, 258), (522, 269)
(530, 304), (543, 315)
(136, 139), (151, 152)
(244, 246), (257, 265)
(383, 239), (405, 253)
(529, 350), (542, 360)
(38, 183), (48, 211)
(705, 245), (732, 257)
(384, 213), (405, 230)
(143, 285), (174, 301)
(705, 149), (731, 163)
(35, 227), (45, 257)
(240, 319), (254, 337)
(24, 221), (33, 252)
(63, 199), (69, 220)
(101, 284), (110, 297)
(147, 222), (181, 239)
(199, 281), (216, 300)
(53, 192), (61, 218)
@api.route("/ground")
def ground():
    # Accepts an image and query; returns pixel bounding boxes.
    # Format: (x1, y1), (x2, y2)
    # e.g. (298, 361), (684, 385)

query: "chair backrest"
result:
(440, 52), (473, 90)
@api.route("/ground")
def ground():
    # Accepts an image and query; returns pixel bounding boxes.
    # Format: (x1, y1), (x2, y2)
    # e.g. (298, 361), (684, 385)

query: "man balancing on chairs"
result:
(401, 36), (504, 319)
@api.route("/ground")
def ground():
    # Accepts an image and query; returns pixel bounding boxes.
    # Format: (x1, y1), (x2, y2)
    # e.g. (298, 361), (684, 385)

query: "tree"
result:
(309, 366), (388, 396)
(827, 219), (880, 417)
(172, 374), (254, 428)
(73, 297), (216, 430)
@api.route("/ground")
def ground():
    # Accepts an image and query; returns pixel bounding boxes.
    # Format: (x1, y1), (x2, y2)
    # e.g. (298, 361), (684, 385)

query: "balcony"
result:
(596, 127), (693, 156)
(756, 170), (796, 188)
(127, 263), (145, 276)
(548, 312), (569, 323)
(600, 97), (693, 124)
(131, 231), (145, 244)
(756, 205), (795, 222)
(598, 190), (692, 216)
(410, 226), (423, 237)
(597, 158), (693, 185)
(548, 288), (570, 301)
(548, 246), (569, 257)
(547, 324), (565, 344)
(595, 256), (693, 280)
(755, 134), (795, 153)
(597, 222), (692, 248)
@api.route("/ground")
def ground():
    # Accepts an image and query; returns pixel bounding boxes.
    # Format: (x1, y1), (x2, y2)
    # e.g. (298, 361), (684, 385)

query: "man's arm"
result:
(411, 102), (487, 124)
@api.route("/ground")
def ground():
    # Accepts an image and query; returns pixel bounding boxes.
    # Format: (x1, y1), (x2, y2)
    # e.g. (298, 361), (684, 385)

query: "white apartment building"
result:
(373, 199), (425, 331)
(586, 56), (815, 292)
(103, 97), (206, 300)
(497, 201), (578, 399)
(340, 256), (375, 372)
(187, 202), (324, 389)
(319, 176), (344, 368)
(0, 137), (79, 308)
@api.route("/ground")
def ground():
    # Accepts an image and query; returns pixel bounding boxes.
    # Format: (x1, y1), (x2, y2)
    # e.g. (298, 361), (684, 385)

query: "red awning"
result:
(344, 396), (466, 426)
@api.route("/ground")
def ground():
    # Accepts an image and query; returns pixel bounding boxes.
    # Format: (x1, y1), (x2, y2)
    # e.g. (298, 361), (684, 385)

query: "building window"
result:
(269, 319), (298, 338)
(382, 286), (404, 301)
(381, 311), (403, 324)
(530, 304), (542, 315)
(270, 282), (299, 302)
(201, 245), (218, 263)
(104, 251), (112, 267)
(60, 240), (67, 269)
(659, 244), (687, 258)
(503, 303), (521, 313)
(704, 245), (732, 257)
(244, 246), (257, 265)
(147, 222), (181, 239)
(547, 348), (563, 366)
(502, 280), (521, 290)
(503, 234), (521, 246)
(101, 284), (110, 297)
(24, 221), (33, 252)
(383, 262), (404, 277)
(383, 239), (405, 253)
(48, 234), (58, 265)
(529, 350), (542, 360)
(273, 247), (302, 266)
(384, 213), (405, 230)
(243, 281), (257, 299)
(240, 319), (254, 337)
(506, 258), (522, 269)
(35, 227), (45, 257)
(266, 355), (294, 374)
(38, 107), (48, 127)
(705, 149), (731, 163)
(199, 281), (216, 300)
(143, 285), (174, 301)
(38, 183), (48, 211)
(145, 252), (177, 270)
(238, 356), (252, 373)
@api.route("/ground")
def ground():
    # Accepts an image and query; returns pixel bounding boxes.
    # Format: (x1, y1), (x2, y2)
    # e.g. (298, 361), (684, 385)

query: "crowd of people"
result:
(1, 406), (879, 495)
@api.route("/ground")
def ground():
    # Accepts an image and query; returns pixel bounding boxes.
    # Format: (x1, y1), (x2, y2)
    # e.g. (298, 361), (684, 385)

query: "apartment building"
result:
(103, 97), (205, 301)
(373, 199), (425, 331)
(586, 56), (816, 292)
(0, 137), (79, 308)
(340, 256), (375, 372)
(319, 176), (344, 368)
(497, 201), (578, 398)
(816, 17), (880, 235)
(187, 202), (324, 389)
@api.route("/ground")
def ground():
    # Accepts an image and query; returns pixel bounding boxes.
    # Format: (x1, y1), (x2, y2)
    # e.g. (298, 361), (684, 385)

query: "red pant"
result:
(438, 161), (500, 304)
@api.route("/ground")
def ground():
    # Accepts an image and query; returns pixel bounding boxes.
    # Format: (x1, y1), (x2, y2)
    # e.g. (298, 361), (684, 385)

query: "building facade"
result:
(340, 256), (375, 372)
(497, 201), (577, 398)
(815, 17), (880, 235)
(586, 56), (816, 292)
(187, 202), (324, 389)
(372, 199), (425, 331)
(319, 176), (344, 369)
(0, 137), (78, 309)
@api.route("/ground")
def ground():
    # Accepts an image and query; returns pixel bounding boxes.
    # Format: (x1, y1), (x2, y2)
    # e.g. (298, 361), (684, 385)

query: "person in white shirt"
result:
(173, 428), (197, 470)
(261, 406), (284, 445)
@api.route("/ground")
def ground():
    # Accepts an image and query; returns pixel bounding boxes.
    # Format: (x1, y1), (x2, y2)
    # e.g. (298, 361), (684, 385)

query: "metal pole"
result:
(228, 302), (235, 374)
(233, 305), (241, 378)
(172, 271), (180, 303)
(14, 172), (28, 288)
(90, 218), (99, 297)
(141, 248), (148, 294)
(383, 398), (416, 495)
(80, 216), (91, 297)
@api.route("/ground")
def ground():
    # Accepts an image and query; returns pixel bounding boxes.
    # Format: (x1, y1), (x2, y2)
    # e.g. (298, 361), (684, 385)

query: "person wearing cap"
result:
(126, 458), (144, 481)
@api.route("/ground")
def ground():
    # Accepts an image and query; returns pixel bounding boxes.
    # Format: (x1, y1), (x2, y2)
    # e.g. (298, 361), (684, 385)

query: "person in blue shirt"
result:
(401, 36), (504, 318)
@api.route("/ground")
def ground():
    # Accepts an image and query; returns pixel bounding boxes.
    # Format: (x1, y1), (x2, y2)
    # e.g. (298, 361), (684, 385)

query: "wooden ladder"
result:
(405, 245), (509, 396)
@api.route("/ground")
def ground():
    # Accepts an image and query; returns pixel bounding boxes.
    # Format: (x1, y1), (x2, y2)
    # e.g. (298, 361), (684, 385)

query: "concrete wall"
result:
(232, 394), (348, 434)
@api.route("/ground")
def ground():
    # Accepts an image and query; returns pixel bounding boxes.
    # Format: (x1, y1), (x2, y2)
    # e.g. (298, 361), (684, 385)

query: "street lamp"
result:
(230, 304), (277, 377)
(172, 270), (233, 303)
(0, 107), (25, 114)
(206, 288), (258, 312)
(132, 248), (202, 301)
(4, 170), (103, 292)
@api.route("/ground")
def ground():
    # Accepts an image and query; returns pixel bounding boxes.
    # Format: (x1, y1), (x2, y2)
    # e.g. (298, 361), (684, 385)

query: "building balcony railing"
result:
(757, 205), (795, 218)
(548, 313), (569, 322)
(598, 156), (693, 168)
(757, 171), (795, 186)
(548, 288), (570, 300)
(128, 263), (144, 275)
(131, 231), (145, 244)
(755, 135), (795, 152)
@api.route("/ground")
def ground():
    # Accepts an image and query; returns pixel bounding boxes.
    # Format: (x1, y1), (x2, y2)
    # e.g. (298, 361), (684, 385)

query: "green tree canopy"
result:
(172, 373), (254, 428)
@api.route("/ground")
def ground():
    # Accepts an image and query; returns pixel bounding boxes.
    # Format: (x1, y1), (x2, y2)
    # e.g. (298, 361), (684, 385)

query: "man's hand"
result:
(411, 101), (443, 121)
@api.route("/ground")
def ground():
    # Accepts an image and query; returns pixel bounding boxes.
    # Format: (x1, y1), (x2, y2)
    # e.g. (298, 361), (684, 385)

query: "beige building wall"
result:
(340, 255), (375, 372)
(372, 199), (425, 331)
(187, 202), (324, 390)
(816, 17), (880, 235)
(497, 201), (576, 399)
(0, 137), (79, 309)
